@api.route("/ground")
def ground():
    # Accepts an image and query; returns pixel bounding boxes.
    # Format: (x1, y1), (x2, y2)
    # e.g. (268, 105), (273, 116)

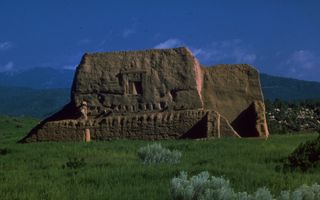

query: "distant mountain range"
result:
(0, 67), (74, 89)
(260, 73), (320, 100)
(0, 86), (69, 118)
(1, 68), (320, 118)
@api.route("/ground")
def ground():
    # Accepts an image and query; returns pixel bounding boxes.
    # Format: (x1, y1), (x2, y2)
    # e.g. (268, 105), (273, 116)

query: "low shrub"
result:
(0, 148), (10, 155)
(291, 183), (320, 200)
(62, 157), (86, 169)
(170, 171), (235, 200)
(138, 143), (182, 164)
(283, 134), (320, 171)
(170, 171), (320, 200)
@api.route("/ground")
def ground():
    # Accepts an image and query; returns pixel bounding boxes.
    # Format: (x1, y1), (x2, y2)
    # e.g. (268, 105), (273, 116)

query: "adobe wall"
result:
(202, 64), (269, 137)
(22, 109), (239, 142)
(71, 47), (203, 116)
(21, 47), (268, 142)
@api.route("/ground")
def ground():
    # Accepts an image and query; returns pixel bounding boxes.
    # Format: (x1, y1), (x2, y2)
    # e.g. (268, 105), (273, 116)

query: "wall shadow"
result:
(231, 103), (259, 137)
(181, 115), (207, 139)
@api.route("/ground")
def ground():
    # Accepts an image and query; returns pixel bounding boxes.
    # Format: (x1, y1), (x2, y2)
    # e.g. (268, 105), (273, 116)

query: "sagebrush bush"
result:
(283, 134), (320, 171)
(170, 171), (235, 200)
(170, 171), (320, 200)
(292, 183), (320, 200)
(138, 143), (182, 164)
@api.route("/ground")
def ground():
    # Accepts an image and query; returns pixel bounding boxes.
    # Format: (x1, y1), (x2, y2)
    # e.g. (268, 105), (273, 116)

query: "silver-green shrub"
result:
(170, 171), (235, 200)
(171, 171), (236, 200)
(291, 183), (320, 200)
(170, 171), (320, 200)
(253, 187), (273, 200)
(138, 143), (182, 164)
(277, 191), (290, 200)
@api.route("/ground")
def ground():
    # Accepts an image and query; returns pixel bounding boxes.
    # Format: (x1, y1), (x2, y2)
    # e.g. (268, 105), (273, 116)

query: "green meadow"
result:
(0, 116), (319, 200)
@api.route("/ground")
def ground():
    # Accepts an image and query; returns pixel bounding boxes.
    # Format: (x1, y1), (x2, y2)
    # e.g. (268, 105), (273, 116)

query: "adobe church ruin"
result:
(21, 47), (269, 142)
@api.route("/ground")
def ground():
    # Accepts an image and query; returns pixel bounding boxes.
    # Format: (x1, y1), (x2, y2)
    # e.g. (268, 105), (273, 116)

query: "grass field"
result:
(0, 116), (319, 200)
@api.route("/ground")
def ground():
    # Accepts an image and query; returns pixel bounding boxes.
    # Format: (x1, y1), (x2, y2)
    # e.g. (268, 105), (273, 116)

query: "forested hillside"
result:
(260, 73), (320, 100)
(0, 86), (69, 118)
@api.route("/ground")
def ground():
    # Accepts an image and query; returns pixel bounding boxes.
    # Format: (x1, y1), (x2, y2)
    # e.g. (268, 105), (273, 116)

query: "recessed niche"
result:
(129, 81), (143, 95)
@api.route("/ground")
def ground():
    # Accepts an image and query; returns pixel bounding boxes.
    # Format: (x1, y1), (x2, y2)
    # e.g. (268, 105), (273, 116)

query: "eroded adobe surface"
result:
(21, 47), (268, 142)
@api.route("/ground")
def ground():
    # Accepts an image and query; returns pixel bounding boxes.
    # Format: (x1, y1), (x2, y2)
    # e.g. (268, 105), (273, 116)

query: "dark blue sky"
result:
(1, 0), (320, 81)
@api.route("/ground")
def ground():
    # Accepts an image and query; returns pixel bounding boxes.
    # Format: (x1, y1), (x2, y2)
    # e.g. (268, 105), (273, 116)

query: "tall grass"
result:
(0, 116), (319, 200)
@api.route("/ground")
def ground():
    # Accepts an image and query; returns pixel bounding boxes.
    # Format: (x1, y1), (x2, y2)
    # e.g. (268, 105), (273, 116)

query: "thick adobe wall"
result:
(71, 47), (203, 117)
(21, 109), (238, 142)
(202, 64), (269, 138)
(20, 47), (268, 142)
